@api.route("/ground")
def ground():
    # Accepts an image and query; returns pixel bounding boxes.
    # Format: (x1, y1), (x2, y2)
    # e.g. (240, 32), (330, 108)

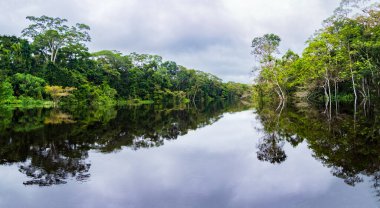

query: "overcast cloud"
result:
(0, 0), (340, 83)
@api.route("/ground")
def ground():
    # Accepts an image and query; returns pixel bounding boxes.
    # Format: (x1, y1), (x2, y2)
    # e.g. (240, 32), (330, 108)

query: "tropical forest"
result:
(0, 16), (250, 109)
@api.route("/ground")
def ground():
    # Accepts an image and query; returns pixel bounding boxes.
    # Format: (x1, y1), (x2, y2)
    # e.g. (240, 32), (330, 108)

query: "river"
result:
(0, 102), (378, 208)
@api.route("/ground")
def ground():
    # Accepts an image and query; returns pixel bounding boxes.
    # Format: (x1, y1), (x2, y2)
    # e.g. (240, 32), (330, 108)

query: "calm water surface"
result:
(0, 102), (378, 208)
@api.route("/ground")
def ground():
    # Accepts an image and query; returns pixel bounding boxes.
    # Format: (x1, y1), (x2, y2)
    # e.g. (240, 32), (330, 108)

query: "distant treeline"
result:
(0, 16), (251, 108)
(251, 1), (380, 104)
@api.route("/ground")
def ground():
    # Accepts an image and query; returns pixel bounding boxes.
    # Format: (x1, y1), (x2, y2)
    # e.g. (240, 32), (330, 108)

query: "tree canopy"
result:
(21, 15), (90, 63)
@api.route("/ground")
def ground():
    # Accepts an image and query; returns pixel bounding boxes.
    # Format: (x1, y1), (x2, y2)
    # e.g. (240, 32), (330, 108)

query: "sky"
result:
(0, 0), (341, 83)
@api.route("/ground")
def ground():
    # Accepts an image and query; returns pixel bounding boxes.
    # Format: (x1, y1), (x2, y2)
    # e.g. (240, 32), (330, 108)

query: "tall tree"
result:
(251, 34), (286, 100)
(21, 15), (91, 63)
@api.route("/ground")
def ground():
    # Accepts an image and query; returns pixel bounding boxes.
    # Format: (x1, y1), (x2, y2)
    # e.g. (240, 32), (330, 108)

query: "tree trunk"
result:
(323, 83), (329, 115)
(50, 51), (54, 62)
(325, 68), (332, 111)
(274, 88), (282, 100)
(53, 48), (59, 63)
(347, 43), (357, 100)
(334, 80), (338, 114)
(274, 80), (285, 100)
(323, 83), (328, 102)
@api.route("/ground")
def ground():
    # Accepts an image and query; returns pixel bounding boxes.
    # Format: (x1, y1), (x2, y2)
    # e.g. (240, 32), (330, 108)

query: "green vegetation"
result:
(44, 85), (76, 107)
(0, 16), (250, 109)
(252, 1), (380, 105)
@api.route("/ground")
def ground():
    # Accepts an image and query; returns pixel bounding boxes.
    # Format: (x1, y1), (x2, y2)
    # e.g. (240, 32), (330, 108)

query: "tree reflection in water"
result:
(0, 102), (249, 186)
(254, 100), (380, 197)
(257, 133), (287, 164)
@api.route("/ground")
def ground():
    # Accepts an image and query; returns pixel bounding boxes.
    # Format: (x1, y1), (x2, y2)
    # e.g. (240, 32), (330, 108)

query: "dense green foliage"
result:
(0, 16), (250, 108)
(252, 1), (380, 104)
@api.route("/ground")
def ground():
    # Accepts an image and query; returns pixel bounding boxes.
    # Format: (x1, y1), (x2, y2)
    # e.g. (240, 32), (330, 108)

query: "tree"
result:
(251, 34), (281, 61)
(251, 34), (286, 100)
(11, 73), (46, 99)
(0, 80), (15, 103)
(0, 36), (33, 74)
(45, 85), (76, 107)
(21, 15), (90, 63)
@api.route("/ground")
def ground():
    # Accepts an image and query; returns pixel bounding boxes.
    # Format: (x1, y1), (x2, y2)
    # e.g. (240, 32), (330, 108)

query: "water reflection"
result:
(257, 133), (287, 164)
(254, 100), (380, 197)
(0, 102), (250, 186)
